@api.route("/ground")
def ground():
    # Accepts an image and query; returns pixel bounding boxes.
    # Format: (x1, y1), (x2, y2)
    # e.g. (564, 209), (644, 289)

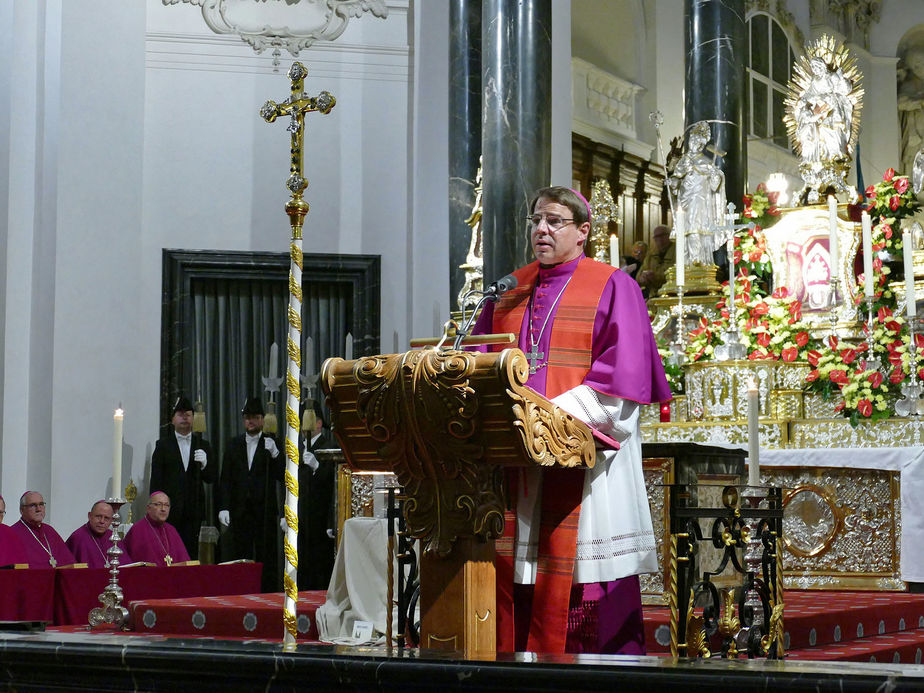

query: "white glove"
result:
(218, 510), (230, 527)
(302, 450), (319, 472)
(280, 517), (287, 532)
(264, 438), (279, 458)
(326, 528), (335, 539)
(194, 449), (207, 469)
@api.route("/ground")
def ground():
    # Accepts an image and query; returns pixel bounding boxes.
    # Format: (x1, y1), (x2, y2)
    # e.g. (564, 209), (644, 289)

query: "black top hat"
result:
(241, 396), (265, 416)
(173, 395), (194, 413)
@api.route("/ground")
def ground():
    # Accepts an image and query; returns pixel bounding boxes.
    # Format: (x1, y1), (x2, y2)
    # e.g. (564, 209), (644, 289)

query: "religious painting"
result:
(762, 207), (860, 329)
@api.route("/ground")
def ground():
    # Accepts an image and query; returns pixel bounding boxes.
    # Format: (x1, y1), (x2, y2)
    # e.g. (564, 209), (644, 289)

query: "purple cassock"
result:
(0, 523), (29, 566)
(473, 254), (670, 405)
(123, 517), (191, 567)
(10, 520), (77, 568)
(473, 254), (670, 655)
(65, 523), (132, 569)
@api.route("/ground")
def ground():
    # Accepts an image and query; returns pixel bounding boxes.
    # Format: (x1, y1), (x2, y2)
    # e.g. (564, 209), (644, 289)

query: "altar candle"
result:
(268, 342), (278, 380)
(113, 406), (124, 498)
(610, 234), (619, 268)
(862, 212), (874, 298)
(747, 379), (760, 486)
(727, 238), (736, 317)
(828, 196), (840, 278)
(675, 211), (685, 287)
(904, 229), (917, 318)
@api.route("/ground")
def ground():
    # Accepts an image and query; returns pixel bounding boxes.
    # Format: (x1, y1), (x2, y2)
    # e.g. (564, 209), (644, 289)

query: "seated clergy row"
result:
(0, 395), (336, 591)
(0, 490), (189, 569)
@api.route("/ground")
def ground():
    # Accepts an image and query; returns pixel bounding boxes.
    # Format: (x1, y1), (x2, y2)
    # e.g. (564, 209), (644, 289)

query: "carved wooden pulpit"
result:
(321, 346), (595, 657)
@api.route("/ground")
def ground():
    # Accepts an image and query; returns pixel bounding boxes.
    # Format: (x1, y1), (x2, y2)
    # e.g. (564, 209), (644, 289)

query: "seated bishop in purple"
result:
(0, 494), (29, 566)
(123, 491), (191, 567)
(66, 500), (132, 569)
(10, 491), (76, 568)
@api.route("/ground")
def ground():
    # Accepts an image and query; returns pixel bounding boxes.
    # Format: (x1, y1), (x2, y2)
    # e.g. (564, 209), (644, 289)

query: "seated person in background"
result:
(123, 492), (191, 567)
(0, 494), (28, 566)
(620, 241), (648, 280)
(636, 225), (675, 297)
(10, 491), (76, 568)
(66, 500), (132, 569)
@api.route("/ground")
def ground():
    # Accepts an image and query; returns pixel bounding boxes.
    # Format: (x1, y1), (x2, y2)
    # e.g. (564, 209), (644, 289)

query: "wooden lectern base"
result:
(420, 538), (495, 658)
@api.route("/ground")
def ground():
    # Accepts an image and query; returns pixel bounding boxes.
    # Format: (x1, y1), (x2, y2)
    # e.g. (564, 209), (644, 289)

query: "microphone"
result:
(484, 274), (518, 301)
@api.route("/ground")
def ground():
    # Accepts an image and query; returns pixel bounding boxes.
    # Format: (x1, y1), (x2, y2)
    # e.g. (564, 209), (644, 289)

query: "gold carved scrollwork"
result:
(322, 347), (595, 559)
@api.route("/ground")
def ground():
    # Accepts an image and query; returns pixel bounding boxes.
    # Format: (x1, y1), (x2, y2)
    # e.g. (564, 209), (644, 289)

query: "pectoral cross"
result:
(165, 554), (173, 567)
(525, 345), (544, 374)
(49, 556), (57, 568)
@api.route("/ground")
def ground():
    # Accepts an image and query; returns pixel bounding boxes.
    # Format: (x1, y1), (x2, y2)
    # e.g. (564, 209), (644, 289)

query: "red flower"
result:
(916, 333), (924, 349)
(772, 287), (789, 299)
(752, 302), (770, 315)
(886, 320), (903, 334)
(857, 399), (873, 417)
(748, 350), (767, 360)
(829, 369), (849, 384)
(781, 346), (799, 362)
(890, 196), (901, 211)
(865, 185), (876, 198)
(877, 306), (894, 321)
(743, 194), (753, 207)
(884, 168), (896, 182)
(743, 208), (756, 219)
(807, 350), (823, 367)
(795, 331), (809, 347)
(834, 400), (846, 412)
(840, 348), (857, 364)
(748, 250), (763, 263)
(805, 369), (820, 382)
(767, 191), (780, 205)
(890, 368), (906, 384)
(720, 309), (730, 319)
(756, 183), (767, 193)
(868, 371), (884, 388)
(757, 332), (772, 347)
(767, 205), (780, 216)
(734, 250), (743, 264)
(828, 335), (839, 350)
(881, 223), (893, 240)
(895, 177), (910, 194)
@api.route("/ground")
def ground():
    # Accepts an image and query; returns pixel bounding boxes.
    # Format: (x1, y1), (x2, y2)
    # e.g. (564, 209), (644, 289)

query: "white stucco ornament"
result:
(163, 0), (388, 66)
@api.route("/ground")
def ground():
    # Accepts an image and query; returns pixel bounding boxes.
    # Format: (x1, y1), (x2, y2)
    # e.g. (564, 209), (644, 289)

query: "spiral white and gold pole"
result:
(260, 61), (336, 646)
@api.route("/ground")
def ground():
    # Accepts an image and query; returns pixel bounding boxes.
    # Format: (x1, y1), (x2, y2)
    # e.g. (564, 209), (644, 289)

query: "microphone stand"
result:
(452, 291), (495, 351)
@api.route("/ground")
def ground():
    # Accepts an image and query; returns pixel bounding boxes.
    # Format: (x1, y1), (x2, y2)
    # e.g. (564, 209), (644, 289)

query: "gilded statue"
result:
(784, 35), (863, 204)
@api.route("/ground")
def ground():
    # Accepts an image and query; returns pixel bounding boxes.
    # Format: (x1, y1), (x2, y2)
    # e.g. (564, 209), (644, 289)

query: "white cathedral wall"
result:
(0, 0), (417, 533)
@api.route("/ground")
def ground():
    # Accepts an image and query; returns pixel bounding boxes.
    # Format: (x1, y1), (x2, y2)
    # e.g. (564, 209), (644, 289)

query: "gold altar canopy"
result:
(321, 346), (595, 656)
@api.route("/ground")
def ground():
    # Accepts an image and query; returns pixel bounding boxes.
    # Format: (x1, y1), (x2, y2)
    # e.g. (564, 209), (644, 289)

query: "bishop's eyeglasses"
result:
(526, 214), (574, 232)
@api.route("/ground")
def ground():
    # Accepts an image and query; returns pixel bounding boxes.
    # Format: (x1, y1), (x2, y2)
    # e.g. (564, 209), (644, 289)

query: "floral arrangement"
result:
(661, 177), (923, 427)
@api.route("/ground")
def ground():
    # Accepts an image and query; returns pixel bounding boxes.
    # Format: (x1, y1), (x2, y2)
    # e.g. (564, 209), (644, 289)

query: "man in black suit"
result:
(217, 397), (283, 592)
(150, 396), (217, 559)
(297, 400), (337, 591)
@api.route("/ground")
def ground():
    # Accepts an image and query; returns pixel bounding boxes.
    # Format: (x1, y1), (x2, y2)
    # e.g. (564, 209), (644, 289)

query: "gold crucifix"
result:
(260, 61), (335, 647)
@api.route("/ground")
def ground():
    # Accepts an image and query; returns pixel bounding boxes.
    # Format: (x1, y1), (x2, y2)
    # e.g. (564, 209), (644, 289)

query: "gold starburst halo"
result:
(783, 34), (864, 162)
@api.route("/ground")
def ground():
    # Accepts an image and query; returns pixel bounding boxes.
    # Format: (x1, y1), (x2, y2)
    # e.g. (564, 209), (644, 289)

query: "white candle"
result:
(727, 238), (736, 319)
(268, 342), (278, 379)
(113, 407), (124, 498)
(610, 234), (619, 268)
(747, 379), (760, 486)
(904, 229), (917, 318)
(675, 211), (685, 287)
(862, 212), (874, 298)
(345, 332), (353, 361)
(305, 336), (314, 375)
(828, 196), (840, 279)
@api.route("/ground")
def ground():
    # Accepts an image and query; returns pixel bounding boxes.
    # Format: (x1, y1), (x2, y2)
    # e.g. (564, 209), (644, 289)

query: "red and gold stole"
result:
(491, 257), (615, 653)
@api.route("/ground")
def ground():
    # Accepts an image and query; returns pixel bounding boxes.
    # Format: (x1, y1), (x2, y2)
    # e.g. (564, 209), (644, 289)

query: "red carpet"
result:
(644, 590), (924, 662)
(128, 590), (328, 642)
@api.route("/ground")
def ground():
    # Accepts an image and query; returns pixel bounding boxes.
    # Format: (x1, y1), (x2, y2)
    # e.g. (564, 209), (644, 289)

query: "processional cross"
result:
(260, 62), (335, 647)
(710, 203), (754, 362)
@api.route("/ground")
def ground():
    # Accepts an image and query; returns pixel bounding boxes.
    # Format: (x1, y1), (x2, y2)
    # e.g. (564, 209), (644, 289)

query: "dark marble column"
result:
(684, 0), (747, 215)
(481, 0), (552, 284)
(449, 0), (482, 311)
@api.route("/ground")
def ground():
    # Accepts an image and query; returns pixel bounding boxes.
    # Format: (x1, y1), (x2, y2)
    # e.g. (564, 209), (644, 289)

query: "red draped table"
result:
(53, 563), (263, 626)
(0, 569), (55, 623)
